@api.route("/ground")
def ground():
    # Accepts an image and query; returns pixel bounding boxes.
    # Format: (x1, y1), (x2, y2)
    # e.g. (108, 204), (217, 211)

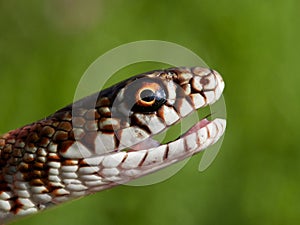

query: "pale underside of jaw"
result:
(79, 116), (226, 194)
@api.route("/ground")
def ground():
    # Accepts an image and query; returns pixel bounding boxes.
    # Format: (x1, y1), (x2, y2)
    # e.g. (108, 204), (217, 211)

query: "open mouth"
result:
(126, 116), (226, 170)
(130, 117), (225, 149)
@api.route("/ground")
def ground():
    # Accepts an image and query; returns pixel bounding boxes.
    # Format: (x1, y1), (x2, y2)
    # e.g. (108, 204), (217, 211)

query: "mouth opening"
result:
(124, 106), (216, 152)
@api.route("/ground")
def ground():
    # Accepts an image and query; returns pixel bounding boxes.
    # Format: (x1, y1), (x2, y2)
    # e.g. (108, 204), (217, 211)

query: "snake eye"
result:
(134, 82), (167, 112)
(137, 88), (156, 106)
(124, 78), (167, 113)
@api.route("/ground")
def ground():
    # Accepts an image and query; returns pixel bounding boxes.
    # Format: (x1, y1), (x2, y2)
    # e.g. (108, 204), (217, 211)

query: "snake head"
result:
(90, 67), (226, 152)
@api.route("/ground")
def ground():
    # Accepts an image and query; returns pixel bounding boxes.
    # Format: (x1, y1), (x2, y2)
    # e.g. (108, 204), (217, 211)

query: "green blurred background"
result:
(1, 0), (299, 224)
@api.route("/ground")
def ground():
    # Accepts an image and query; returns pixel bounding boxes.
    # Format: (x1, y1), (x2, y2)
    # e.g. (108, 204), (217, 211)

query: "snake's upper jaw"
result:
(126, 68), (226, 152)
(117, 67), (226, 152)
(188, 68), (225, 109)
(212, 69), (225, 101)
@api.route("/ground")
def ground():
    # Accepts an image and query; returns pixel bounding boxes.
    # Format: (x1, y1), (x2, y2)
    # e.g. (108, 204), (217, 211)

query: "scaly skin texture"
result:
(0, 67), (225, 223)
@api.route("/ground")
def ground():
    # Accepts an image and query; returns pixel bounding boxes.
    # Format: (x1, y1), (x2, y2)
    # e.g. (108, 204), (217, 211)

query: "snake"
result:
(0, 67), (225, 223)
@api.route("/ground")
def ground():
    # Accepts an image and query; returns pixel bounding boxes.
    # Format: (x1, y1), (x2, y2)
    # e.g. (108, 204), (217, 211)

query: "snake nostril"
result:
(200, 77), (210, 86)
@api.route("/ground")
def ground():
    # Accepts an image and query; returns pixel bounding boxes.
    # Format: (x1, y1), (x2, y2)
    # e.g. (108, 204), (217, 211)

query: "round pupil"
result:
(140, 89), (155, 102)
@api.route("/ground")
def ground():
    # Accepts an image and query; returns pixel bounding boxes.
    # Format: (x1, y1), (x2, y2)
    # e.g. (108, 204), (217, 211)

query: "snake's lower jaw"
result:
(111, 118), (226, 183)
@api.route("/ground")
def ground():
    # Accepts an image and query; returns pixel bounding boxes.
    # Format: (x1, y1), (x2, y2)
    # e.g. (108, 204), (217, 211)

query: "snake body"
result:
(0, 67), (225, 223)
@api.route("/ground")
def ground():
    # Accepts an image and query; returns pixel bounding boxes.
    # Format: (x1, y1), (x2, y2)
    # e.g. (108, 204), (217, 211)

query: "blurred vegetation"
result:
(0, 0), (299, 224)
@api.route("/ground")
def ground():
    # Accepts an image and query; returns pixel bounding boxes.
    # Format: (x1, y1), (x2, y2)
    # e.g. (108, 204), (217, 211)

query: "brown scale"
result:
(0, 114), (79, 213)
(0, 78), (99, 214)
